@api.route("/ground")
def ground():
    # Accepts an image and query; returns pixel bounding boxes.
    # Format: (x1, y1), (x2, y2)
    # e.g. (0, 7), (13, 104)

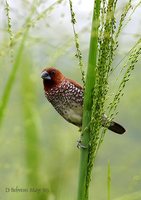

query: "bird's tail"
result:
(108, 121), (126, 134)
(102, 114), (126, 134)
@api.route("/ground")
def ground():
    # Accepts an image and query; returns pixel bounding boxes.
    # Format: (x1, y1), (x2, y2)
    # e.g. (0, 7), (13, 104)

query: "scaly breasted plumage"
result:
(41, 67), (125, 134)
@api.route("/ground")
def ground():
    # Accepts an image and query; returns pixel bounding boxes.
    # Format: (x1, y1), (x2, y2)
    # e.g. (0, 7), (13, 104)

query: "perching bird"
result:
(41, 67), (126, 134)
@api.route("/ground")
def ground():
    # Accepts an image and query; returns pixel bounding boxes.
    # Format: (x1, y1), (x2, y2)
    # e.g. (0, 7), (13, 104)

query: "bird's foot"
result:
(77, 139), (87, 149)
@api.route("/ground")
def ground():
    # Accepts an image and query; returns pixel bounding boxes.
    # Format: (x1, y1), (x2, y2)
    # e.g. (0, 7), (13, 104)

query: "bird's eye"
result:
(50, 70), (55, 77)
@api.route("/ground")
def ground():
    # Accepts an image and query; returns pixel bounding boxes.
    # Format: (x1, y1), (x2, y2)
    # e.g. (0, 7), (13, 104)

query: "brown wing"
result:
(66, 78), (83, 90)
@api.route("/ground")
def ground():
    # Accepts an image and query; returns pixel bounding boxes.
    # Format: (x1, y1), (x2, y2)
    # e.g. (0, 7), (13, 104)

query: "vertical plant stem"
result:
(21, 61), (45, 200)
(0, 28), (28, 127)
(68, 0), (85, 85)
(0, 2), (36, 127)
(107, 162), (111, 200)
(77, 0), (100, 200)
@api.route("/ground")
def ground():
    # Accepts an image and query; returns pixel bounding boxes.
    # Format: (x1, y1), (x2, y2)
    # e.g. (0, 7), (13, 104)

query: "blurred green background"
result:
(0, 0), (141, 200)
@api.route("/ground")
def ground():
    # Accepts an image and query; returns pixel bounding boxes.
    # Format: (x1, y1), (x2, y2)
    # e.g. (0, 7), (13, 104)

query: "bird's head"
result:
(41, 67), (65, 91)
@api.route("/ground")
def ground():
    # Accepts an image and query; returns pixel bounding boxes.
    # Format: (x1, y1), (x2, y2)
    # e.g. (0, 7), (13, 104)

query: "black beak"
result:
(41, 71), (51, 80)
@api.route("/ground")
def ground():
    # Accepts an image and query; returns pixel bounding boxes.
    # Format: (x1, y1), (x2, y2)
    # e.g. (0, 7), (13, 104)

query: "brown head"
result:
(41, 67), (65, 91)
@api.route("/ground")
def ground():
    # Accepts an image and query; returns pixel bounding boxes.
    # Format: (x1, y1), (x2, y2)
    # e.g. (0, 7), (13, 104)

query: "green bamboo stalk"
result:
(77, 1), (100, 200)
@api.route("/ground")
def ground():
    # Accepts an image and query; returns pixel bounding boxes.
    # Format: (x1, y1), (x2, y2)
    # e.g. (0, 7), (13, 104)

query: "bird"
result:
(41, 67), (126, 134)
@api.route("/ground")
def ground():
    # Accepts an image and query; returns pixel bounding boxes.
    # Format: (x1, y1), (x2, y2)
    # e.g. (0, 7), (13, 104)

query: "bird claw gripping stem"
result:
(77, 139), (88, 149)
